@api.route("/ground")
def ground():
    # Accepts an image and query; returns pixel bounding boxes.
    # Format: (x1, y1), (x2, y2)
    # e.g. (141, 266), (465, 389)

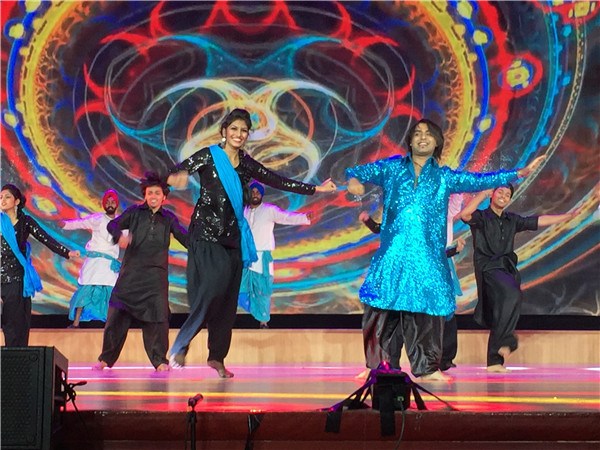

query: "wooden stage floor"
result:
(68, 363), (599, 413)
(57, 362), (600, 449)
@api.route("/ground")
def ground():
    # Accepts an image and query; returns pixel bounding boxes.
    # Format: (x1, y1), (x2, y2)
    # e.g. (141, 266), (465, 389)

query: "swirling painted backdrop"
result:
(1, 1), (598, 316)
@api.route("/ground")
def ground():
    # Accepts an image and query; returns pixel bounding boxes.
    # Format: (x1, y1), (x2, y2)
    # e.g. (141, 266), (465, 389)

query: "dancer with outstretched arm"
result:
(168, 108), (336, 377)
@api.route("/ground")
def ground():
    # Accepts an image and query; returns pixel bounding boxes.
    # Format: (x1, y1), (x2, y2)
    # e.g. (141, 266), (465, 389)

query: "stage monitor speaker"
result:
(371, 370), (411, 411)
(1, 346), (68, 450)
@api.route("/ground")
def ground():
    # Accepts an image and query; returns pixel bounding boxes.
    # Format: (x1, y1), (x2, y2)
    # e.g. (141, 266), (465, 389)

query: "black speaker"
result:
(371, 369), (411, 411)
(1, 347), (68, 450)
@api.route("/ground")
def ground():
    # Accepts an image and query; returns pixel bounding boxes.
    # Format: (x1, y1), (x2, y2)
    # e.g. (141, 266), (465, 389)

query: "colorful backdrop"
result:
(1, 1), (598, 316)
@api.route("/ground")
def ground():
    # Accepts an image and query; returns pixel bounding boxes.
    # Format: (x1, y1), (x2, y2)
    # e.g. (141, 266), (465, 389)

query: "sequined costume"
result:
(464, 207), (538, 367)
(173, 147), (314, 247)
(97, 203), (187, 369)
(169, 146), (316, 365)
(360, 214), (462, 371)
(346, 154), (518, 317)
(1, 213), (71, 347)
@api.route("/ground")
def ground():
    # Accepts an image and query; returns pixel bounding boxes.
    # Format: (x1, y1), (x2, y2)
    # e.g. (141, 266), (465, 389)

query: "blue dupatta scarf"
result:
(209, 144), (258, 268)
(0, 212), (43, 297)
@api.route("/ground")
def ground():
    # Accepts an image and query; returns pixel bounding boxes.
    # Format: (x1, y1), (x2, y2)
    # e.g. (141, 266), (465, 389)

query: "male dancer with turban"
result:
(238, 181), (312, 328)
(62, 190), (122, 327)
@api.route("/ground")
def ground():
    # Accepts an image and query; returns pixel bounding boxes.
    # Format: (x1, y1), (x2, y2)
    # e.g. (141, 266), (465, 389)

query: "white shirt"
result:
(447, 193), (464, 245)
(63, 213), (121, 286)
(244, 202), (310, 275)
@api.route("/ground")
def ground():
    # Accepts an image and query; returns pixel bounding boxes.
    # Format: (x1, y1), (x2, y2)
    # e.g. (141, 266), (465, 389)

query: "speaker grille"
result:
(1, 347), (68, 450)
(1, 349), (45, 447)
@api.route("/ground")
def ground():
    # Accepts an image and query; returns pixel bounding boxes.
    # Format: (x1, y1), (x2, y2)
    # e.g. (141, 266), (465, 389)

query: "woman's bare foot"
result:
(420, 370), (453, 381)
(92, 360), (108, 371)
(156, 363), (171, 372)
(487, 364), (511, 373)
(207, 360), (234, 378)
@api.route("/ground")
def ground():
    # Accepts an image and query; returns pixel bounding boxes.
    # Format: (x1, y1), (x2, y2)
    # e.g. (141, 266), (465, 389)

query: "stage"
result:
(57, 362), (599, 449)
(3, 328), (598, 448)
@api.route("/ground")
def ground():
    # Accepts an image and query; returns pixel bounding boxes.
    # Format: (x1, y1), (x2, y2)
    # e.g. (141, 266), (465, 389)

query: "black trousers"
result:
(98, 306), (169, 368)
(1, 281), (31, 347)
(441, 315), (458, 370)
(362, 305), (402, 369)
(170, 240), (243, 363)
(362, 305), (444, 377)
(483, 269), (521, 366)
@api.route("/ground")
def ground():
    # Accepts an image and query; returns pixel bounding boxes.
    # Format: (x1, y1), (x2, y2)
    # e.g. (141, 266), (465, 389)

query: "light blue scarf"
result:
(209, 144), (258, 268)
(0, 212), (43, 297)
(85, 250), (121, 272)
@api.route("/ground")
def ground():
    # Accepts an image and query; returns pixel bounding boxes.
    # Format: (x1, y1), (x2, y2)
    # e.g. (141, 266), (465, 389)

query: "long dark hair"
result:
(405, 119), (445, 161)
(1, 183), (26, 216)
(220, 108), (253, 135)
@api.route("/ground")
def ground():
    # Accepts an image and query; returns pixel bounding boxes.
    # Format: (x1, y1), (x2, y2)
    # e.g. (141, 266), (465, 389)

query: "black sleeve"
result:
(107, 206), (136, 244)
(242, 154), (316, 195)
(514, 214), (539, 233)
(168, 212), (188, 249)
(363, 217), (381, 234)
(171, 147), (210, 175)
(445, 246), (458, 258)
(26, 215), (70, 259)
(463, 209), (484, 229)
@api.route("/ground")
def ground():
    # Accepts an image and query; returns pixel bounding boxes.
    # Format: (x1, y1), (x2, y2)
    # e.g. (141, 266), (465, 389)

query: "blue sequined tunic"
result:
(346, 154), (518, 316)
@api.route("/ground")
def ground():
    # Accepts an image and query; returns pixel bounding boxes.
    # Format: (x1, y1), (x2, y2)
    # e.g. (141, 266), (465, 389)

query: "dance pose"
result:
(460, 185), (580, 372)
(1, 184), (79, 346)
(62, 190), (122, 327)
(238, 181), (311, 328)
(346, 119), (545, 380)
(357, 211), (464, 376)
(167, 108), (336, 377)
(94, 173), (187, 371)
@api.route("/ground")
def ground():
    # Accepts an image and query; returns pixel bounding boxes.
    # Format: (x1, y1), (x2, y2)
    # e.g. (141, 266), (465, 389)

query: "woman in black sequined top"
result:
(1, 184), (79, 347)
(167, 108), (336, 377)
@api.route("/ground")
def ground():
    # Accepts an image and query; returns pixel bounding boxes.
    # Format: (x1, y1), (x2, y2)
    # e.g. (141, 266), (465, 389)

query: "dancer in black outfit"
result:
(1, 184), (79, 347)
(168, 108), (336, 377)
(460, 185), (580, 372)
(94, 173), (187, 371)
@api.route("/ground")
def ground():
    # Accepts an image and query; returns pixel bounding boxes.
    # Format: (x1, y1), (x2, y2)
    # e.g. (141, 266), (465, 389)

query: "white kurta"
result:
(447, 193), (464, 245)
(63, 213), (120, 286)
(244, 203), (310, 275)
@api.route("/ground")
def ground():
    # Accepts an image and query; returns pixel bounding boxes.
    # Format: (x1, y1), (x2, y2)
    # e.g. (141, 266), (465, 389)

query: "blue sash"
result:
(0, 212), (43, 297)
(85, 250), (121, 272)
(209, 144), (258, 268)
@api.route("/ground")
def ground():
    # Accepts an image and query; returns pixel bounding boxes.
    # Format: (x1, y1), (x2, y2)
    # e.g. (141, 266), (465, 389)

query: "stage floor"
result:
(52, 363), (600, 449)
(66, 363), (600, 413)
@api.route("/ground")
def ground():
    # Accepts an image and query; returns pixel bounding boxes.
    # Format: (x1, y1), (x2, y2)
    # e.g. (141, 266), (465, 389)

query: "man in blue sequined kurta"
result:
(346, 119), (545, 380)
